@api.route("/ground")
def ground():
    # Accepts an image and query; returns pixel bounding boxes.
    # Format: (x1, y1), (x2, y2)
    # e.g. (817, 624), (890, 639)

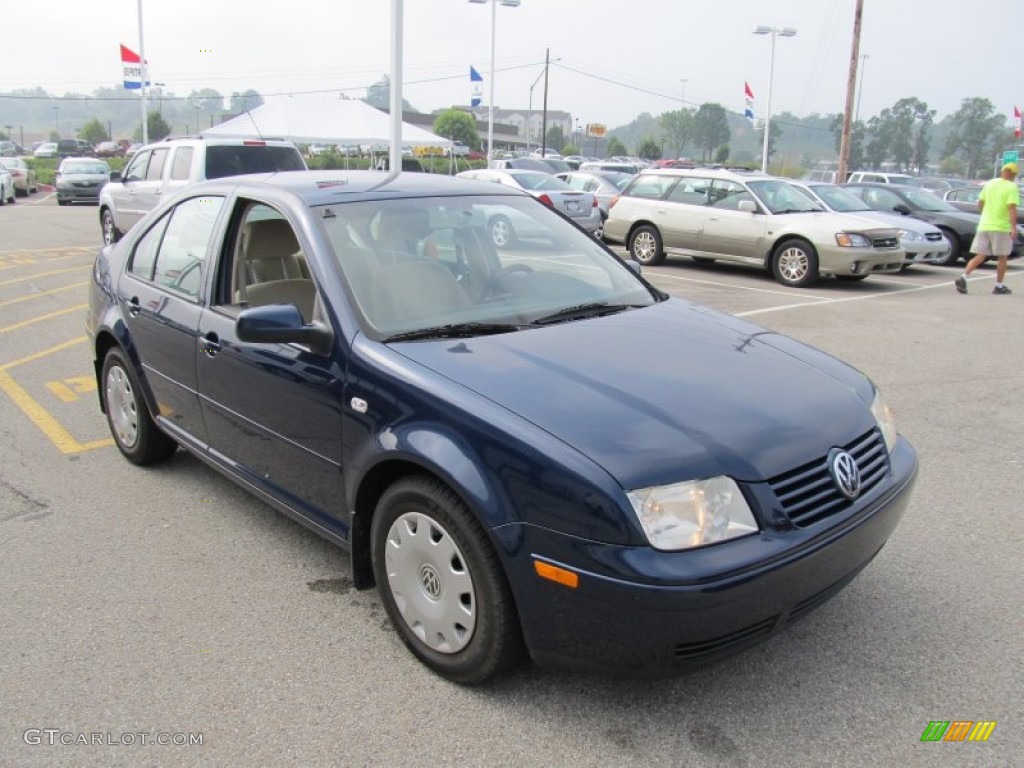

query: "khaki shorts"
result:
(970, 231), (1014, 257)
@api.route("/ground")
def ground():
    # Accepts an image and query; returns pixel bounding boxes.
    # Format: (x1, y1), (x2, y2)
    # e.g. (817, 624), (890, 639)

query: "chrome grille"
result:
(871, 236), (899, 249)
(925, 232), (944, 242)
(768, 429), (889, 527)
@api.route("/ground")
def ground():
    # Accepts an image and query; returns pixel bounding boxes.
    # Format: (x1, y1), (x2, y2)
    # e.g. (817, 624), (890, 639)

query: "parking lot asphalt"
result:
(1, 193), (1021, 767)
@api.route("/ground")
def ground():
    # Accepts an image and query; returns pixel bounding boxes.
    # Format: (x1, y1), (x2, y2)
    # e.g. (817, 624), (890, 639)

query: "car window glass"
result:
(626, 174), (677, 200)
(170, 147), (193, 181)
(709, 180), (755, 210)
(128, 215), (170, 281)
(152, 196), (224, 299)
(220, 202), (316, 323)
(667, 177), (710, 205)
(123, 151), (149, 182)
(865, 187), (901, 209)
(146, 148), (168, 181)
(565, 175), (587, 191)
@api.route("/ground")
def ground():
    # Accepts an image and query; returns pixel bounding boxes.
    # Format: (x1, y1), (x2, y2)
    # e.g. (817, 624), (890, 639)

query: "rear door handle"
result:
(126, 296), (141, 316)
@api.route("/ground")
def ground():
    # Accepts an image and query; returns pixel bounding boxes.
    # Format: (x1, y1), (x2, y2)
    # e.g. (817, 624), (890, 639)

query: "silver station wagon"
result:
(603, 167), (906, 287)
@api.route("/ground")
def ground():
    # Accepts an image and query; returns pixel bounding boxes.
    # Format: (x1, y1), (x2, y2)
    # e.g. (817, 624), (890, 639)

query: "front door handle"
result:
(200, 332), (221, 357)
(126, 296), (141, 316)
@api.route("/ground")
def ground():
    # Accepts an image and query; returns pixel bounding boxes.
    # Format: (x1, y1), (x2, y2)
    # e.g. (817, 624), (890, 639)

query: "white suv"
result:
(603, 167), (906, 287)
(99, 136), (306, 244)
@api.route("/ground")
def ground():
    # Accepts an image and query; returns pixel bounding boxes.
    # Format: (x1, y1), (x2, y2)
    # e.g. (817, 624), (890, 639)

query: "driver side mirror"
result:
(237, 304), (334, 356)
(738, 200), (757, 213)
(109, 170), (122, 182)
(894, 204), (912, 215)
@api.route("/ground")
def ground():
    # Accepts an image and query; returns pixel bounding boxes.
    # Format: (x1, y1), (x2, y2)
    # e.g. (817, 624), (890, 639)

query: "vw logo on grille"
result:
(829, 449), (862, 499)
(419, 564), (442, 600)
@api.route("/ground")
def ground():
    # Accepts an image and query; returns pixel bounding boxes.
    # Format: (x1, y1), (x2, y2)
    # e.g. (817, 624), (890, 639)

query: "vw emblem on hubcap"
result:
(419, 564), (442, 600)
(829, 449), (862, 500)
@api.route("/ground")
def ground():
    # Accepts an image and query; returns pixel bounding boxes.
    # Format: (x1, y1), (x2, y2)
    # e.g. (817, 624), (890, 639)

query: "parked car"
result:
(33, 142), (58, 158)
(0, 164), (15, 205)
(0, 139), (20, 157)
(56, 139), (91, 158)
(124, 142), (143, 157)
(444, 141), (470, 157)
(579, 161), (642, 175)
(99, 135), (307, 244)
(93, 141), (126, 158)
(487, 157), (553, 173)
(789, 180), (953, 266)
(54, 157), (112, 205)
(555, 170), (634, 221)
(374, 156), (426, 172)
(537, 157), (572, 174)
(800, 169), (839, 183)
(85, 169), (918, 683)
(942, 185), (982, 214)
(918, 177), (970, 195)
(456, 168), (602, 244)
(603, 167), (905, 287)
(846, 171), (922, 186)
(0, 156), (39, 196)
(842, 181), (1023, 264)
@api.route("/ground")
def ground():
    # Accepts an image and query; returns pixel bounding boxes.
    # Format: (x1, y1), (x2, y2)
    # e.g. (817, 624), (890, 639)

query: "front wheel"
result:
(101, 209), (122, 245)
(102, 349), (177, 465)
(771, 239), (820, 287)
(629, 224), (666, 265)
(371, 475), (524, 685)
(933, 230), (961, 266)
(488, 215), (516, 249)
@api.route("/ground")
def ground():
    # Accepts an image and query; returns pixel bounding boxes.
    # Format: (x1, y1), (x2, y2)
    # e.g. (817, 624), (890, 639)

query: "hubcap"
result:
(491, 219), (510, 247)
(633, 232), (655, 262)
(384, 511), (476, 654)
(778, 247), (809, 282)
(105, 365), (139, 449)
(103, 215), (115, 245)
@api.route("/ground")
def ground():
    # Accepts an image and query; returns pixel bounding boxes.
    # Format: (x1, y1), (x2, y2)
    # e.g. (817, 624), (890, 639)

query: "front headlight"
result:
(871, 388), (898, 453)
(836, 232), (871, 247)
(898, 229), (923, 242)
(627, 476), (758, 551)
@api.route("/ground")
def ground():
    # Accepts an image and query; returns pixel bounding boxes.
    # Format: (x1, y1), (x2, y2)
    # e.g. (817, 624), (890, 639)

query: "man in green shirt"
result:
(955, 161), (1019, 295)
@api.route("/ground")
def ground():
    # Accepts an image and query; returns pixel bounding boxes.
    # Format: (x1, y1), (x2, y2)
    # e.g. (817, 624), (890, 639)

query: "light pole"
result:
(53, 107), (60, 138)
(526, 63), (547, 154)
(753, 25), (796, 173)
(854, 54), (868, 124)
(680, 78), (688, 112)
(469, 0), (521, 160)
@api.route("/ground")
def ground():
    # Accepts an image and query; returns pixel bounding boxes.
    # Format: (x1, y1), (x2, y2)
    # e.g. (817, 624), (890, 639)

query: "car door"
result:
(659, 175), (711, 251)
(132, 147), (170, 218)
(118, 194), (226, 447)
(108, 149), (152, 230)
(701, 180), (765, 261)
(196, 199), (346, 524)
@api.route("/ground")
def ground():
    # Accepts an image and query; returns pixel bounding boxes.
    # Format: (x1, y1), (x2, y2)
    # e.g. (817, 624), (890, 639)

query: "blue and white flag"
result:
(470, 66), (483, 107)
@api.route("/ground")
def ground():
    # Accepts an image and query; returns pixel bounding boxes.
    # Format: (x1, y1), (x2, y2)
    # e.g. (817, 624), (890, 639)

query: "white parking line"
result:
(645, 270), (832, 301)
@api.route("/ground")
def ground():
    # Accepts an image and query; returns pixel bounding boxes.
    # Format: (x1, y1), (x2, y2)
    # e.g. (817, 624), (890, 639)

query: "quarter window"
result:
(146, 148), (169, 181)
(128, 215), (170, 281)
(123, 151), (149, 182)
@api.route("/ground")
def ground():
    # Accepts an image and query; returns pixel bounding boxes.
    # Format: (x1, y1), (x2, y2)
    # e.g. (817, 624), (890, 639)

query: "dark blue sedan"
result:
(86, 170), (918, 684)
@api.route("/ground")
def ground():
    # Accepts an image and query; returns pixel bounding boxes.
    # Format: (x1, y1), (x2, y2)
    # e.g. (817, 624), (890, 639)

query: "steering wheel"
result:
(480, 263), (534, 300)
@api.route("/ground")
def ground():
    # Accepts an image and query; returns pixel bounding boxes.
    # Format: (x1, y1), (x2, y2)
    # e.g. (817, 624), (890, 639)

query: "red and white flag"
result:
(744, 82), (755, 124)
(121, 44), (148, 90)
(1015, 106), (1021, 139)
(744, 81), (755, 100)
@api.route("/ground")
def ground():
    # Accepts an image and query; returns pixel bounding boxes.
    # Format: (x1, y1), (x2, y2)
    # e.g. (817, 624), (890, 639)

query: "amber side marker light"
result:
(533, 560), (579, 589)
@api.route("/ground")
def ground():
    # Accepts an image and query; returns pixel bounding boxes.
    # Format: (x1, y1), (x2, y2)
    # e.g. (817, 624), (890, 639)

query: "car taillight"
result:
(592, 197), (598, 208)
(537, 194), (553, 206)
(242, 140), (267, 146)
(609, 195), (620, 209)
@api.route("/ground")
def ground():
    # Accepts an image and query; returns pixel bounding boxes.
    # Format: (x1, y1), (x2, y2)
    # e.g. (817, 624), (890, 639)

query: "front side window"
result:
(151, 196), (224, 298)
(708, 180), (756, 210)
(123, 151), (149, 182)
(146, 148), (169, 181)
(667, 177), (711, 206)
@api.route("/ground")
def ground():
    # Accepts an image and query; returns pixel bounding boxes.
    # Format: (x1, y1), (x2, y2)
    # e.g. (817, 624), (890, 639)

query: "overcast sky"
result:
(2, 0), (1019, 129)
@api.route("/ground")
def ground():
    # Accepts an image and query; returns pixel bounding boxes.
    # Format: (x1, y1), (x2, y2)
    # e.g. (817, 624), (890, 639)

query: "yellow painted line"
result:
(45, 375), (96, 402)
(0, 251), (95, 271)
(0, 281), (89, 308)
(0, 266), (88, 286)
(0, 244), (96, 255)
(1, 336), (87, 371)
(0, 369), (113, 454)
(0, 304), (88, 334)
(46, 381), (79, 403)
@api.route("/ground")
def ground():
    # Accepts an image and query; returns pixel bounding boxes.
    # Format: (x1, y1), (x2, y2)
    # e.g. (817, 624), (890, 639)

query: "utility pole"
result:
(540, 48), (550, 157)
(836, 0), (864, 184)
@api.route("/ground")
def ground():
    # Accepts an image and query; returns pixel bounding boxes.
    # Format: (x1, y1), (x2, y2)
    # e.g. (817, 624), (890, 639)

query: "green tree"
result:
(863, 115), (888, 169)
(561, 143), (580, 156)
(432, 109), (480, 151)
(545, 125), (564, 152)
(938, 155), (966, 176)
(134, 110), (172, 142)
(714, 145), (730, 164)
(606, 136), (628, 157)
(830, 114), (867, 170)
(188, 88), (225, 114)
(230, 90), (264, 113)
(659, 108), (694, 158)
(637, 137), (661, 160)
(693, 103), (730, 162)
(80, 118), (108, 145)
(944, 97), (1005, 177)
(756, 121), (783, 166)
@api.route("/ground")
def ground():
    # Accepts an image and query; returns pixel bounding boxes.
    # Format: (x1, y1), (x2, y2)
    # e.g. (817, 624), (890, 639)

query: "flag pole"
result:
(137, 0), (149, 144)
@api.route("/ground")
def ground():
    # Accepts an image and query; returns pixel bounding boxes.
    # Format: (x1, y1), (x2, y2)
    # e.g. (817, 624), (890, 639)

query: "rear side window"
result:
(205, 145), (305, 179)
(170, 147), (194, 180)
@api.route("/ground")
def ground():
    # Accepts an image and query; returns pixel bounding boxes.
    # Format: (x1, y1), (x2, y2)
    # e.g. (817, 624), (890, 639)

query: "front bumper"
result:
(902, 238), (951, 264)
(817, 244), (906, 276)
(57, 185), (102, 202)
(497, 437), (917, 676)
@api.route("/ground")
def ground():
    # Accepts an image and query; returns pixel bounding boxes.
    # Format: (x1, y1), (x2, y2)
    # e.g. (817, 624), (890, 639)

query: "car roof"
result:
(189, 169), (531, 206)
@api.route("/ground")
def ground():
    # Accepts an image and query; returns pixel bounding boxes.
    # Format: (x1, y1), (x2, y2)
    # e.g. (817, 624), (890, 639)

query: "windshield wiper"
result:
(774, 207), (819, 214)
(531, 302), (641, 326)
(383, 322), (525, 343)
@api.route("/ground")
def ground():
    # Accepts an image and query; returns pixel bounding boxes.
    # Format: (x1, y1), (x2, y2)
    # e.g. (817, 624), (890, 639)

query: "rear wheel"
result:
(771, 239), (820, 287)
(629, 224), (666, 265)
(371, 475), (524, 685)
(102, 209), (122, 245)
(102, 349), (177, 465)
(488, 215), (516, 249)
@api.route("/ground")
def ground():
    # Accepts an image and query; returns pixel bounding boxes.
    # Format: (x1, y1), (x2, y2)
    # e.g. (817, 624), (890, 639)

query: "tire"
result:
(933, 229), (961, 266)
(371, 475), (524, 685)
(836, 274), (870, 282)
(101, 209), (121, 244)
(691, 256), (716, 264)
(771, 239), (820, 287)
(57, 199), (67, 206)
(488, 215), (516, 249)
(629, 224), (666, 266)
(101, 349), (177, 466)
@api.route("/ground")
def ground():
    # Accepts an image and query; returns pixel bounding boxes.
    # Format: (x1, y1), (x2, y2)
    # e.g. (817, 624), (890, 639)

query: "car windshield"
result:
(803, 184), (871, 212)
(898, 187), (959, 211)
(62, 162), (109, 174)
(318, 195), (659, 340)
(887, 176), (923, 187)
(508, 172), (571, 191)
(747, 180), (822, 213)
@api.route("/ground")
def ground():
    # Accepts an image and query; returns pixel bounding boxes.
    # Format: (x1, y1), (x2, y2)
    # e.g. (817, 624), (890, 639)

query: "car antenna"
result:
(243, 106), (264, 140)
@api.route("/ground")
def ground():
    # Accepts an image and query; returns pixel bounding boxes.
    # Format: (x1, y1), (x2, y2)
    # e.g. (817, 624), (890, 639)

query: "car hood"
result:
(852, 209), (941, 234)
(910, 208), (979, 228)
(390, 300), (875, 490)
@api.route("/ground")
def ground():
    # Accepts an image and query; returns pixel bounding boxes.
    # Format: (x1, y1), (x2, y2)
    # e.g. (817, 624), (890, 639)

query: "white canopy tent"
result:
(201, 95), (451, 149)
